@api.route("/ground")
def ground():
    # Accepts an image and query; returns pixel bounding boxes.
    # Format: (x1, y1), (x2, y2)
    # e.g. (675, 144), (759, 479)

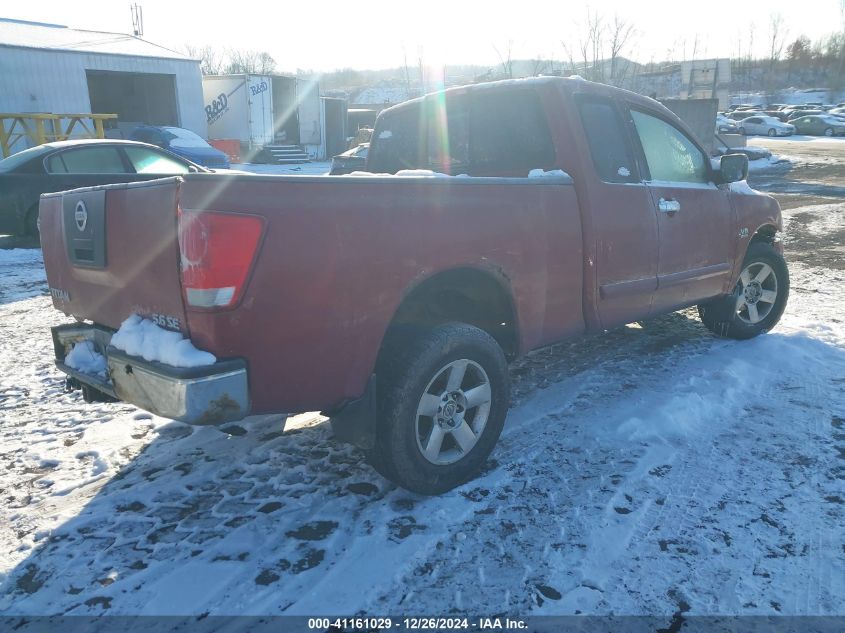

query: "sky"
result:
(3, 0), (844, 72)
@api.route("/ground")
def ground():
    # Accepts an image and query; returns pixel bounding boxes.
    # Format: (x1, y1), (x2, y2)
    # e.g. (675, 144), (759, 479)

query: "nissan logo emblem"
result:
(74, 200), (88, 232)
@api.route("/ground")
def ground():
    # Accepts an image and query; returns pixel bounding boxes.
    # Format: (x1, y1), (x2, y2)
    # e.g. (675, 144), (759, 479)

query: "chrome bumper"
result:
(52, 324), (250, 425)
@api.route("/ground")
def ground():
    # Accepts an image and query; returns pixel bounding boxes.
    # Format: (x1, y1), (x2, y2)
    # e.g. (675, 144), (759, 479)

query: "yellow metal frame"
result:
(0, 113), (118, 158)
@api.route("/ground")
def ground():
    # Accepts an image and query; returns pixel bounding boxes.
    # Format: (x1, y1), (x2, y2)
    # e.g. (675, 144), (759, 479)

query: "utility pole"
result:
(130, 4), (144, 37)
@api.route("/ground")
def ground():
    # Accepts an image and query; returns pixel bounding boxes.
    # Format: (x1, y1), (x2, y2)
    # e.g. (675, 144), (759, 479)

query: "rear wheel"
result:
(368, 323), (509, 494)
(698, 242), (789, 340)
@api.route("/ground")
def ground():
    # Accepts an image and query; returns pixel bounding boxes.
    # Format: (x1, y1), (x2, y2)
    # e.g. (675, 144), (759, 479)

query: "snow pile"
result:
(109, 315), (216, 368)
(748, 154), (791, 172)
(528, 168), (571, 179)
(64, 340), (107, 378)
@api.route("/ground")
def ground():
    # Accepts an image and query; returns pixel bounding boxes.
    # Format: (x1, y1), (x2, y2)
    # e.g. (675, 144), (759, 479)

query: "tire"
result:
(740, 128), (747, 136)
(824, 127), (834, 137)
(368, 323), (509, 494)
(698, 241), (789, 340)
(767, 128), (776, 137)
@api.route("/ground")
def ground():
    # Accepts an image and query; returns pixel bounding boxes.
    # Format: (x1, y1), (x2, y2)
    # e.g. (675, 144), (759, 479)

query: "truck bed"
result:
(41, 172), (584, 415)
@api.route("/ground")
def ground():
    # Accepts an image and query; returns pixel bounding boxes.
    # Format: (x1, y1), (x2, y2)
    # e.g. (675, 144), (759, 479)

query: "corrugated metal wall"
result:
(0, 46), (206, 151)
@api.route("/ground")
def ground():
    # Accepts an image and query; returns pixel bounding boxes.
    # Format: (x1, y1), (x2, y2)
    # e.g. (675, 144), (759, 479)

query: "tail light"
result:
(178, 208), (264, 309)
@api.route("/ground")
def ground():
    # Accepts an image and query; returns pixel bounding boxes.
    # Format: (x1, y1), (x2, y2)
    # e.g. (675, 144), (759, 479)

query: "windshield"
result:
(0, 145), (51, 172)
(162, 127), (211, 149)
(822, 115), (843, 124)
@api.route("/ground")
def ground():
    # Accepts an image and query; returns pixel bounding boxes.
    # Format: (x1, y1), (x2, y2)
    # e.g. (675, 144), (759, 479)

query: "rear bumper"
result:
(52, 324), (250, 424)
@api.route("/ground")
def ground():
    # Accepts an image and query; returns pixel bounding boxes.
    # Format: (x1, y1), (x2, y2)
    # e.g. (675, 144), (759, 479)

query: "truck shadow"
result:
(3, 310), (843, 616)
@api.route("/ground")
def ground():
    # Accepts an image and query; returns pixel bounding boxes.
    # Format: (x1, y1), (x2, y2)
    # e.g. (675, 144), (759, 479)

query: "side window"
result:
(45, 147), (127, 174)
(576, 97), (637, 183)
(469, 89), (555, 174)
(630, 110), (708, 184)
(124, 147), (190, 174)
(427, 95), (469, 173)
(367, 103), (425, 173)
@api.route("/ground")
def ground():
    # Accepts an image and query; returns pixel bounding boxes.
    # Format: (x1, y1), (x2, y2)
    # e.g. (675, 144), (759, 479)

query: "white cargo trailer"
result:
(202, 74), (274, 149)
(202, 74), (324, 162)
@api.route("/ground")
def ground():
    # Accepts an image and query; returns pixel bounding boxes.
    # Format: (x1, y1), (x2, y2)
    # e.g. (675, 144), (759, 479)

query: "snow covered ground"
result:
(0, 157), (843, 619)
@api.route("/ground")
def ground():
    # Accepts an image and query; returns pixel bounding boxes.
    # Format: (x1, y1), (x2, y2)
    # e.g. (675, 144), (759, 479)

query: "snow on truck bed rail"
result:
(110, 315), (216, 368)
(343, 168), (573, 180)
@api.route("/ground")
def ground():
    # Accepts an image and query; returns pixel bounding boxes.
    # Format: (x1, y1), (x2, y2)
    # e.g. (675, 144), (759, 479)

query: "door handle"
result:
(658, 198), (681, 214)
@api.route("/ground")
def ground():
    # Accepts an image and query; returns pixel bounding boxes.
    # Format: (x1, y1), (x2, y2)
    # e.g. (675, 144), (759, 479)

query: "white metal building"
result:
(0, 18), (205, 151)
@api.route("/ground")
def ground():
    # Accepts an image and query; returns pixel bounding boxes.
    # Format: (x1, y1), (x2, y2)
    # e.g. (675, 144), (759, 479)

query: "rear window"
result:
(576, 96), (637, 183)
(368, 88), (555, 176)
(47, 146), (127, 174)
(367, 103), (425, 173)
(468, 89), (555, 175)
(0, 145), (50, 173)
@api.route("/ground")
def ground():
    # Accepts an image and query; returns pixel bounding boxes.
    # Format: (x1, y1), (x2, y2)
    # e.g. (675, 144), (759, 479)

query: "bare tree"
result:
(531, 53), (549, 76)
(768, 13), (788, 71)
(226, 49), (277, 74)
(493, 40), (515, 78)
(185, 44), (224, 75)
(561, 38), (578, 75)
(690, 33), (700, 61)
(608, 14), (635, 85)
(587, 10), (605, 81)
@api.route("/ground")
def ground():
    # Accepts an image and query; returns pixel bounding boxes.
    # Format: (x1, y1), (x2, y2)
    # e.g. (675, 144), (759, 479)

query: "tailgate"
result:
(40, 177), (188, 333)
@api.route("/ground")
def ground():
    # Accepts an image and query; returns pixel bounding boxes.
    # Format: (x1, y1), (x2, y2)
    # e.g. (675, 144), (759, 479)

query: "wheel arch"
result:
(749, 223), (778, 246)
(379, 265), (521, 363)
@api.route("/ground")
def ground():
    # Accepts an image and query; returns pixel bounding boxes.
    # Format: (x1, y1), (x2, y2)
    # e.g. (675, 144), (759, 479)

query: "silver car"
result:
(739, 116), (795, 137)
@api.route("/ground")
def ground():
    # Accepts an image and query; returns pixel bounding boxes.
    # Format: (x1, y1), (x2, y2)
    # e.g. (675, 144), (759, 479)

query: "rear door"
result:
(575, 95), (659, 329)
(627, 107), (735, 314)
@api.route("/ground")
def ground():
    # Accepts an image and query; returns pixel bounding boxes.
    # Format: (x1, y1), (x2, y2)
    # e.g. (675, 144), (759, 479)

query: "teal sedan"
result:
(791, 114), (845, 137)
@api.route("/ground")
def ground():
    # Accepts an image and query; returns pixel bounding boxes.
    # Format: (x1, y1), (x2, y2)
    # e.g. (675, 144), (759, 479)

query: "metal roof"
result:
(0, 17), (194, 61)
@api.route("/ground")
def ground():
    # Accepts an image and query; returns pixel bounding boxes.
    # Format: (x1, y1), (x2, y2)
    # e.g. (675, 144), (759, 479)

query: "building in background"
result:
(0, 17), (205, 154)
(680, 59), (731, 110)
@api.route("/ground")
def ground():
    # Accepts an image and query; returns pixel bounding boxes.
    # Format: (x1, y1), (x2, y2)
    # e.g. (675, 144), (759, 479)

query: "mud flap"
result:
(327, 375), (377, 450)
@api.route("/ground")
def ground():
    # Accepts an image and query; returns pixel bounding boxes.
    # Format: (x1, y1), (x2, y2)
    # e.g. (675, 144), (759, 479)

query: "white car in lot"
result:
(738, 116), (795, 137)
(716, 114), (740, 134)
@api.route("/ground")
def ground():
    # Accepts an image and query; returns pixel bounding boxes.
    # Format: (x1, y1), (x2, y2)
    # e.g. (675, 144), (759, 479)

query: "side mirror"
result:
(718, 153), (748, 183)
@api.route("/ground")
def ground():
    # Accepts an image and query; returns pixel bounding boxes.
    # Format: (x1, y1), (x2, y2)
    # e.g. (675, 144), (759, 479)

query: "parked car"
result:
(329, 143), (369, 175)
(790, 114), (845, 136)
(129, 125), (230, 169)
(716, 114), (740, 134)
(0, 139), (209, 236)
(785, 109), (825, 121)
(738, 116), (795, 137)
(761, 110), (790, 122)
(726, 110), (765, 121)
(41, 77), (787, 494)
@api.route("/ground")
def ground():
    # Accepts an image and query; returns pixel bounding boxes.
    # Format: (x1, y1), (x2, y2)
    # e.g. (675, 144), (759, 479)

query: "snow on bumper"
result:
(51, 324), (249, 424)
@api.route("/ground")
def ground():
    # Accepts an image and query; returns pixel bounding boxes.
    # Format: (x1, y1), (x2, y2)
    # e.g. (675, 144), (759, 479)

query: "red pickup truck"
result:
(41, 78), (788, 494)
